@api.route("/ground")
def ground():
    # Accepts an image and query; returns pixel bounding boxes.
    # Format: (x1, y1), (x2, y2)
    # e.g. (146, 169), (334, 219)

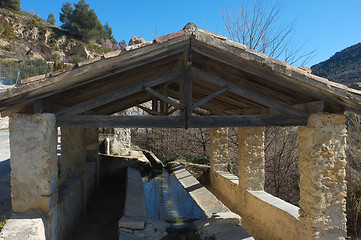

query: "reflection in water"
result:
(143, 171), (206, 228)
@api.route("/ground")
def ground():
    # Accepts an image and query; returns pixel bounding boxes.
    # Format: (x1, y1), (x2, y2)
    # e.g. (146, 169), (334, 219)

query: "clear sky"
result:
(19, 0), (361, 67)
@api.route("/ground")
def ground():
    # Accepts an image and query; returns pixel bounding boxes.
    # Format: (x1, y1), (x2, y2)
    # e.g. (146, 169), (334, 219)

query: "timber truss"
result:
(1, 23), (361, 128)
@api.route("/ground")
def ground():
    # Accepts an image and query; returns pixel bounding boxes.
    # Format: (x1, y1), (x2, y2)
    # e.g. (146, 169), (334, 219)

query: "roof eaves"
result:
(193, 29), (361, 105)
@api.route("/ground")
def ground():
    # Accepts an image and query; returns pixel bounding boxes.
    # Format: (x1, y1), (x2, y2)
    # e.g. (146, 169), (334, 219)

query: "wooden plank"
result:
(56, 114), (307, 128)
(55, 69), (180, 117)
(191, 85), (229, 110)
(191, 67), (307, 116)
(145, 87), (182, 110)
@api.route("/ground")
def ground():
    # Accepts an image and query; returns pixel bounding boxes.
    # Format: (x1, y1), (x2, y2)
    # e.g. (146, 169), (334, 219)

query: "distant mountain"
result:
(311, 42), (361, 85)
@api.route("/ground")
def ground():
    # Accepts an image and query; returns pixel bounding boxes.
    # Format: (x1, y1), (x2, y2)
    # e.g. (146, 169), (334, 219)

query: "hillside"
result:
(0, 7), (116, 81)
(311, 42), (361, 84)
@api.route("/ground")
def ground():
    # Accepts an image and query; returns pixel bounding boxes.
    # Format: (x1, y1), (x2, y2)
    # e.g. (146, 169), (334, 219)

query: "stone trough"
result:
(119, 166), (254, 240)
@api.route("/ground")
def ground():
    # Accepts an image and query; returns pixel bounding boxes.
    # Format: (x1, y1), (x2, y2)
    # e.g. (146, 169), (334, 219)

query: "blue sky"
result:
(20, 0), (361, 67)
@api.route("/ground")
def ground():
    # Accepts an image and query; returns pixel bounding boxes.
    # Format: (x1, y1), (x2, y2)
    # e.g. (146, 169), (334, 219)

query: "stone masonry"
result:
(238, 127), (265, 191)
(9, 114), (58, 215)
(298, 113), (347, 240)
(60, 127), (86, 184)
(111, 128), (131, 155)
(210, 128), (229, 172)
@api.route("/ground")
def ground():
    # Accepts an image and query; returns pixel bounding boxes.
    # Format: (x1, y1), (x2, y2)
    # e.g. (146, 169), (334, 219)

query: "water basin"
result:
(143, 170), (206, 229)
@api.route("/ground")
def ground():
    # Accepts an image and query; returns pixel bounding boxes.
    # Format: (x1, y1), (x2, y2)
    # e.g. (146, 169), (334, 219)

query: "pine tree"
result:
(0, 0), (20, 11)
(59, 0), (105, 42)
(103, 22), (116, 44)
(47, 13), (56, 25)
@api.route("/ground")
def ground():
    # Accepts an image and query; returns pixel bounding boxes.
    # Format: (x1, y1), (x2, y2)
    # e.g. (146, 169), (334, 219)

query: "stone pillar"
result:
(85, 128), (99, 163)
(85, 128), (99, 186)
(210, 128), (229, 172)
(111, 128), (131, 155)
(298, 113), (347, 240)
(9, 113), (58, 215)
(60, 127), (86, 183)
(238, 127), (265, 191)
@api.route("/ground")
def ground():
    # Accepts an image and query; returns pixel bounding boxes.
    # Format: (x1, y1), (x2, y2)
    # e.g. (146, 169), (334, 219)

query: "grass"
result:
(0, 216), (7, 231)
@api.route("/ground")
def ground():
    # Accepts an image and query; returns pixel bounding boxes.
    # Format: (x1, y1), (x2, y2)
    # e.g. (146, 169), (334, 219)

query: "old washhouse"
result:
(1, 23), (361, 239)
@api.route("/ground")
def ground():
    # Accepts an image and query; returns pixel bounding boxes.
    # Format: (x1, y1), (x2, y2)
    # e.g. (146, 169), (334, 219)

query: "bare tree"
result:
(265, 126), (299, 205)
(222, 0), (315, 66)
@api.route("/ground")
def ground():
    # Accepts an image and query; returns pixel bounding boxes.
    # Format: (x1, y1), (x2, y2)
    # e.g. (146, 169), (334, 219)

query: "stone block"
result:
(119, 231), (148, 240)
(118, 216), (145, 230)
(0, 215), (46, 240)
(194, 212), (253, 240)
(172, 166), (229, 217)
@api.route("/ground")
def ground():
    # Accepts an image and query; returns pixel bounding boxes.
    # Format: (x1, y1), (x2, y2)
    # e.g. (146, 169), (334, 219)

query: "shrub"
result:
(20, 59), (52, 79)
(1, 24), (15, 39)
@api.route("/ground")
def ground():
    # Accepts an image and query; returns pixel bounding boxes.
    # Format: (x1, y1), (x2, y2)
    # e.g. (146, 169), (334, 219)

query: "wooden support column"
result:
(298, 113), (347, 239)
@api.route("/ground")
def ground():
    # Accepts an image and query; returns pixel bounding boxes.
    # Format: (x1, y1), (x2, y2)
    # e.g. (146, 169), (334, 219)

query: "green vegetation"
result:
(0, 24), (15, 39)
(0, 216), (6, 231)
(19, 59), (52, 79)
(47, 13), (56, 25)
(59, 0), (115, 43)
(103, 22), (116, 44)
(186, 156), (209, 165)
(311, 42), (361, 80)
(0, 0), (20, 11)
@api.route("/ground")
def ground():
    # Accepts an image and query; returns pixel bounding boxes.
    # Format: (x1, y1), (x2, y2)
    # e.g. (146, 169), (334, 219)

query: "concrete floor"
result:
(0, 129), (11, 219)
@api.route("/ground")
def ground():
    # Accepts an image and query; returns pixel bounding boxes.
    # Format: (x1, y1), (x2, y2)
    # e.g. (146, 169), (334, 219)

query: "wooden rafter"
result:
(55, 69), (180, 117)
(191, 67), (307, 116)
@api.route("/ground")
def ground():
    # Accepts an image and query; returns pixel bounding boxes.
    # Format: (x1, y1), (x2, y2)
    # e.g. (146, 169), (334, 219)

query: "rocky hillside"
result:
(311, 42), (361, 85)
(0, 7), (114, 75)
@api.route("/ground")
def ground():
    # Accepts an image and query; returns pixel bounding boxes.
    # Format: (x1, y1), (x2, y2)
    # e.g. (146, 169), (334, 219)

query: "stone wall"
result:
(209, 170), (301, 240)
(8, 114), (98, 240)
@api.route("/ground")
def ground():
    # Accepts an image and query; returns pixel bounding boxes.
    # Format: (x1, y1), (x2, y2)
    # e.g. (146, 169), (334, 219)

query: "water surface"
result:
(143, 170), (205, 228)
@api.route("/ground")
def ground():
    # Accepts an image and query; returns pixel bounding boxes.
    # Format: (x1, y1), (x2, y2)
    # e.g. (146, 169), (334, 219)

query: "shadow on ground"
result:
(0, 159), (11, 218)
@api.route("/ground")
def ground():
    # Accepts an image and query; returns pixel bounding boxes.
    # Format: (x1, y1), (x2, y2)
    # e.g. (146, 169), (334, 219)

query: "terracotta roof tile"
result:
(154, 30), (186, 43)
(21, 74), (46, 84)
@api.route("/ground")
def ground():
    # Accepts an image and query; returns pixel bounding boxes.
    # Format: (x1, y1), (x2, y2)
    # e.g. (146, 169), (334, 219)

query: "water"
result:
(143, 170), (206, 229)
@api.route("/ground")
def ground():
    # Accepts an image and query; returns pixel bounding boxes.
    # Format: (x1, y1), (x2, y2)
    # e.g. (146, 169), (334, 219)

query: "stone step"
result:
(123, 167), (147, 218)
(171, 165), (230, 217)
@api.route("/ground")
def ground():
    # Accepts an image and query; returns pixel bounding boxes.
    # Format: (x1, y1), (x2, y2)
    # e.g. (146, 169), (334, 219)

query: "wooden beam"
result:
(56, 114), (308, 128)
(55, 69), (180, 117)
(191, 67), (307, 116)
(145, 87), (182, 110)
(180, 66), (192, 128)
(33, 99), (44, 113)
(191, 85), (229, 110)
(136, 104), (160, 116)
